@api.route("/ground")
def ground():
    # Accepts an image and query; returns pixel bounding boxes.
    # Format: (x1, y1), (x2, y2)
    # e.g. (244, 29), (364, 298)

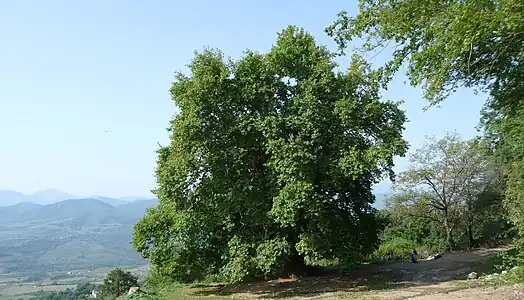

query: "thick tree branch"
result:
(424, 175), (447, 206)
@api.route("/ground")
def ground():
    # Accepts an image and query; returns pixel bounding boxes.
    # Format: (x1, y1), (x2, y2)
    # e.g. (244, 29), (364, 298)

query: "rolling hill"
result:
(0, 197), (157, 273)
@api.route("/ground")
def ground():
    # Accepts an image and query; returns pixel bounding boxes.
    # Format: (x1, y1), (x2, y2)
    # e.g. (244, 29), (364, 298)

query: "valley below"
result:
(0, 197), (156, 298)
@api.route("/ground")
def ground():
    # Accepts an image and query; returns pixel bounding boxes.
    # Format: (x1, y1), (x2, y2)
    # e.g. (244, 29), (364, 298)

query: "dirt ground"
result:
(181, 247), (524, 299)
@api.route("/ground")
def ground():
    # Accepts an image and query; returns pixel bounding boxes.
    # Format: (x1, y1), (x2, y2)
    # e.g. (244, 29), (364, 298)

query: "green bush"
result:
(99, 268), (139, 299)
(374, 237), (417, 262)
(145, 268), (172, 290)
(492, 248), (524, 272)
(125, 290), (159, 300)
(505, 266), (524, 283)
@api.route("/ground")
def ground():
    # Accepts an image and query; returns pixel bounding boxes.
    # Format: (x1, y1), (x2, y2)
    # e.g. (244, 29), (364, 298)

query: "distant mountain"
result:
(117, 199), (158, 218)
(32, 199), (127, 226)
(0, 198), (157, 225)
(0, 202), (41, 223)
(0, 189), (156, 207)
(118, 196), (153, 202)
(0, 198), (157, 273)
(0, 190), (31, 206)
(30, 189), (74, 204)
(0, 199), (118, 226)
(0, 189), (72, 206)
(6, 201), (41, 212)
(91, 195), (128, 206)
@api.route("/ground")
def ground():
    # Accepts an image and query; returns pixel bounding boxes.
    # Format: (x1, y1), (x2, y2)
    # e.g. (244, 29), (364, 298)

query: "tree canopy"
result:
(133, 26), (408, 283)
(388, 133), (497, 250)
(327, 0), (524, 244)
(374, 133), (510, 262)
(327, 0), (523, 106)
(100, 268), (139, 298)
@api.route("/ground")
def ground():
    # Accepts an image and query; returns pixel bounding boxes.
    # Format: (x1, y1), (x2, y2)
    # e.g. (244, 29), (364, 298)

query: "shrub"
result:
(100, 268), (139, 299)
(493, 248), (524, 272)
(375, 237), (417, 261)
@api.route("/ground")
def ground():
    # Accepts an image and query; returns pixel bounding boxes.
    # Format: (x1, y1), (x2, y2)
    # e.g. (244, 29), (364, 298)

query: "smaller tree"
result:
(391, 132), (488, 251)
(100, 268), (138, 299)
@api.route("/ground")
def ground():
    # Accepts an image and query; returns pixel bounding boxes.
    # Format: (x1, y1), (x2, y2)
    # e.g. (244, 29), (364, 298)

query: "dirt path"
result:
(184, 247), (524, 299)
(363, 282), (524, 299)
(375, 247), (505, 284)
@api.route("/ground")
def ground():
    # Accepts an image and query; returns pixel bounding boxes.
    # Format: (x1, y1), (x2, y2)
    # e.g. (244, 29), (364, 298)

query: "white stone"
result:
(468, 272), (478, 279)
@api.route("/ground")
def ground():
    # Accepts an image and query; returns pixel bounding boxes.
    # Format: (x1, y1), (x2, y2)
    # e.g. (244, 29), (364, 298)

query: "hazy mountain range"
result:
(0, 188), (391, 208)
(0, 196), (158, 274)
(0, 189), (154, 207)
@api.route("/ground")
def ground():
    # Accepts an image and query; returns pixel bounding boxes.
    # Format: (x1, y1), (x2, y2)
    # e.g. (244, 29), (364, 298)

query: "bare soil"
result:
(177, 247), (524, 299)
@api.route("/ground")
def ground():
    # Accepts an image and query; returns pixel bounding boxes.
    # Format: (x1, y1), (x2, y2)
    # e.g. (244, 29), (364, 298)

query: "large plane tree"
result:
(133, 26), (408, 283)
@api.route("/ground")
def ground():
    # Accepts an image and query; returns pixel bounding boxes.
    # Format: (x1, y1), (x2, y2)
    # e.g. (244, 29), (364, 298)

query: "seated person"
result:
(411, 249), (418, 263)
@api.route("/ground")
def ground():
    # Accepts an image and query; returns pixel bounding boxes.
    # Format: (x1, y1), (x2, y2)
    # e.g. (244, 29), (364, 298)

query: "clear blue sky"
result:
(0, 1), (486, 198)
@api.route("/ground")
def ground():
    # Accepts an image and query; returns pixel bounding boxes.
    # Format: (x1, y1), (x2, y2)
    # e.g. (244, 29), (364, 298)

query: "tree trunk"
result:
(284, 251), (321, 278)
(285, 253), (307, 277)
(446, 230), (455, 251)
(444, 219), (455, 251)
(466, 201), (475, 249)
(467, 221), (475, 249)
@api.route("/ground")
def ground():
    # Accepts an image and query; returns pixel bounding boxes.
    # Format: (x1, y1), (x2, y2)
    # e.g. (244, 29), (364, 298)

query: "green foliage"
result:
(503, 267), (524, 284)
(378, 134), (510, 254)
(133, 26), (408, 283)
(374, 237), (416, 261)
(327, 0), (523, 107)
(472, 248), (524, 285)
(492, 248), (523, 272)
(328, 0), (524, 251)
(491, 111), (524, 239)
(380, 211), (447, 254)
(124, 291), (158, 300)
(143, 266), (177, 290)
(99, 268), (139, 299)
(388, 133), (492, 250)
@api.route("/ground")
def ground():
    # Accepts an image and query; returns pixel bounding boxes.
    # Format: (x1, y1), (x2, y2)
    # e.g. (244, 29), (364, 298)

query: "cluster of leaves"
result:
(328, 0), (523, 253)
(492, 248), (524, 272)
(99, 268), (139, 299)
(133, 26), (408, 283)
(380, 211), (448, 254)
(374, 237), (417, 261)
